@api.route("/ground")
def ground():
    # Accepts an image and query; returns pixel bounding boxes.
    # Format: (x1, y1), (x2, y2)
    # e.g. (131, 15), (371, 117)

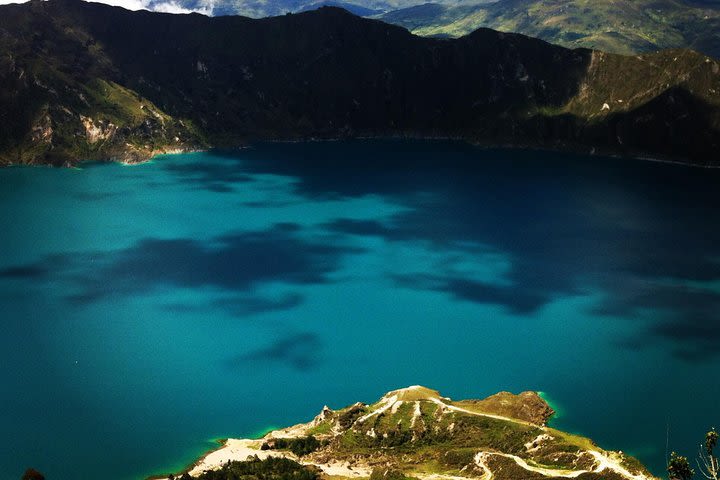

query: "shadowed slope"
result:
(0, 1), (719, 165)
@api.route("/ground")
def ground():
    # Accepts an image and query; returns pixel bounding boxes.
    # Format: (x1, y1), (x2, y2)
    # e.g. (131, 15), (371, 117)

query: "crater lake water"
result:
(1, 141), (719, 480)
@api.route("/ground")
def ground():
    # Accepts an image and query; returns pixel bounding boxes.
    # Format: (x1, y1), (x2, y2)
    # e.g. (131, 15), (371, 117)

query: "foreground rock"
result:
(166, 386), (657, 480)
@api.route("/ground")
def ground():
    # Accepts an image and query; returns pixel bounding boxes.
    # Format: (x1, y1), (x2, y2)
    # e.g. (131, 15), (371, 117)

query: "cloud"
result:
(149, 1), (194, 13)
(86, 0), (148, 10)
(147, 0), (214, 14)
(80, 0), (215, 15)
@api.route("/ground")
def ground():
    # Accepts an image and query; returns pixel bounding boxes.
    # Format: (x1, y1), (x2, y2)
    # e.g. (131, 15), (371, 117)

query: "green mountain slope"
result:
(193, 0), (478, 18)
(378, 0), (720, 58)
(169, 386), (656, 480)
(1, 0), (719, 166)
(0, 1), (205, 165)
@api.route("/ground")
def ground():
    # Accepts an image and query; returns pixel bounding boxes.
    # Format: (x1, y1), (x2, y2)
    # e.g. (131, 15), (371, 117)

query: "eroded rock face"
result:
(312, 406), (334, 425)
(31, 113), (53, 144)
(80, 115), (117, 143)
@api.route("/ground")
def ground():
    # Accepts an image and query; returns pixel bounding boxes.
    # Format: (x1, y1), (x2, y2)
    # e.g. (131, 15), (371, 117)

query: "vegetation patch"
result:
(338, 405), (367, 430)
(306, 421), (332, 436)
(262, 436), (322, 457)
(369, 468), (419, 480)
(172, 457), (320, 480)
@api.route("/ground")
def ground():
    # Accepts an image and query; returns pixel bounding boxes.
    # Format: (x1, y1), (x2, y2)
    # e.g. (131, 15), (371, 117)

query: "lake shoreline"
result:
(4, 134), (720, 170)
(146, 136), (720, 171)
(151, 387), (659, 480)
(145, 439), (228, 480)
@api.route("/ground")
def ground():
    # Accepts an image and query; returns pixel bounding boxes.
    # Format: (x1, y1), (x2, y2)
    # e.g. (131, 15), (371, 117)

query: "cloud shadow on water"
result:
(73, 191), (123, 201)
(70, 223), (361, 301)
(160, 154), (256, 193)
(39, 140), (720, 361)
(163, 293), (304, 317)
(393, 274), (565, 315)
(1, 224), (362, 318)
(225, 332), (322, 371)
(0, 265), (53, 279)
(218, 140), (720, 362)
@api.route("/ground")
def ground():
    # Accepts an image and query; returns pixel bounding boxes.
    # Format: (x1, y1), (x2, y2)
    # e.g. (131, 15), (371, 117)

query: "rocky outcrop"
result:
(80, 115), (116, 144)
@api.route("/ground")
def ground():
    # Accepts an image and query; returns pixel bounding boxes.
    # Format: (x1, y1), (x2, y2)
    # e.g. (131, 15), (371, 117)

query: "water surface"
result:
(1, 141), (719, 480)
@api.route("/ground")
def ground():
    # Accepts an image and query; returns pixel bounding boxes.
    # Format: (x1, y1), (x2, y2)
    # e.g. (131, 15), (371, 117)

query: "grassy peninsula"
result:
(159, 386), (656, 480)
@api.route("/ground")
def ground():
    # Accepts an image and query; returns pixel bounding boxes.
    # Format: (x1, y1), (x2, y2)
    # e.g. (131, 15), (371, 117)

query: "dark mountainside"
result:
(0, 0), (719, 166)
(297, 1), (385, 16)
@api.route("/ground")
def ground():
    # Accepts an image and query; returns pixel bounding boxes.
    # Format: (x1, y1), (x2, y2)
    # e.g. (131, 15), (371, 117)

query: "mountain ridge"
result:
(376, 0), (720, 59)
(1, 0), (719, 166)
(167, 0), (479, 18)
(103, 0), (720, 59)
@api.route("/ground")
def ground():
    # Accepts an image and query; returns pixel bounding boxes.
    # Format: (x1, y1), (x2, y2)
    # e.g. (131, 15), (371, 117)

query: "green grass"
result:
(179, 456), (320, 480)
(307, 421), (333, 436)
(389, 387), (443, 402)
(267, 436), (322, 457)
(546, 428), (598, 452)
(419, 402), (438, 426)
(621, 454), (651, 475)
(384, 0), (720, 59)
(337, 428), (374, 452)
(439, 447), (477, 469)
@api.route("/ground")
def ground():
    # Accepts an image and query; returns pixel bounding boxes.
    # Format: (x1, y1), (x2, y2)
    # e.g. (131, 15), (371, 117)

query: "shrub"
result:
(268, 436), (321, 457)
(194, 456), (320, 480)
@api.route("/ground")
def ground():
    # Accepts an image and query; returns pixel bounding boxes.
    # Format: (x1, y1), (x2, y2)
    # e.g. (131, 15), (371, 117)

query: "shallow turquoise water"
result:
(1, 141), (719, 480)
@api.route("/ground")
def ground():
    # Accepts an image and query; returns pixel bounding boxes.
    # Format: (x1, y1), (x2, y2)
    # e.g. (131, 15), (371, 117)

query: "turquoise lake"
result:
(1, 141), (719, 480)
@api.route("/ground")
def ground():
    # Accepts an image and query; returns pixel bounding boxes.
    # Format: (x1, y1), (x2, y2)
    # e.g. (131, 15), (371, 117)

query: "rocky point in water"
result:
(161, 386), (655, 480)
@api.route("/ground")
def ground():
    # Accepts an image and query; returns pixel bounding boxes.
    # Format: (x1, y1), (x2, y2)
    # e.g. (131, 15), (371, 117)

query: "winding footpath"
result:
(177, 387), (657, 480)
(426, 397), (653, 480)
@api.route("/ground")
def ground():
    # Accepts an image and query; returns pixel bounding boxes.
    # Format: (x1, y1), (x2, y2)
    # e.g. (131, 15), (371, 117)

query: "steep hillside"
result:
(379, 0), (720, 58)
(1, 0), (719, 165)
(0, 0), (205, 165)
(166, 386), (656, 480)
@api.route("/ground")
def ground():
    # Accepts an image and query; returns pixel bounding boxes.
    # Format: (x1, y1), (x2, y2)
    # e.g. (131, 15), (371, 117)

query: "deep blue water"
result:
(1, 141), (719, 480)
